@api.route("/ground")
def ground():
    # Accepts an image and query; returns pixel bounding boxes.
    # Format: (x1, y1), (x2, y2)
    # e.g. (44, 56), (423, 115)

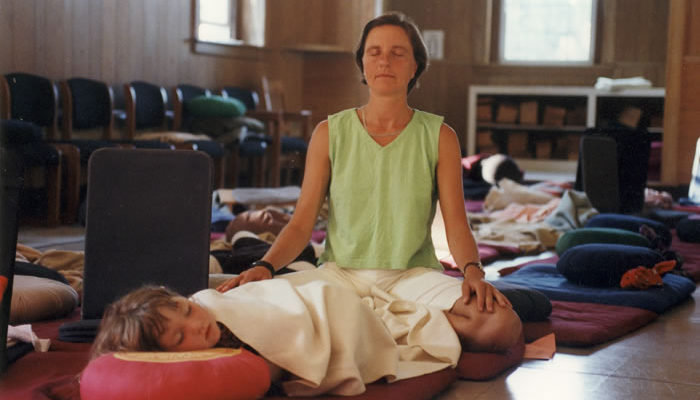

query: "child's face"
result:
(157, 297), (221, 351)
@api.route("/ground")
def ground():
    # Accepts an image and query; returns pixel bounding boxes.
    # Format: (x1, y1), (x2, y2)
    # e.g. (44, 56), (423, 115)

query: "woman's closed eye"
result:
(392, 48), (407, 57)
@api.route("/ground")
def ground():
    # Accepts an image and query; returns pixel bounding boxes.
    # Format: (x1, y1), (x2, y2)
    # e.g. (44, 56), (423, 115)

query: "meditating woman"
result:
(216, 12), (521, 353)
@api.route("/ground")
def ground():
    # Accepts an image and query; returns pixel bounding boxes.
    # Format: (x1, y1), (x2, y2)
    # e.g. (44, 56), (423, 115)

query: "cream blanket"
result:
(192, 279), (460, 397)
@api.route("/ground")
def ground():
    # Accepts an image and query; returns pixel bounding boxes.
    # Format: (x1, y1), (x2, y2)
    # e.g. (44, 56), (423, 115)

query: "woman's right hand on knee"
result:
(216, 266), (273, 292)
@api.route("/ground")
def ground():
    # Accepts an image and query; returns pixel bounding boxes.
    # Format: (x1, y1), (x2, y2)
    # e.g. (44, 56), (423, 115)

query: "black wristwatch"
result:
(250, 260), (276, 276)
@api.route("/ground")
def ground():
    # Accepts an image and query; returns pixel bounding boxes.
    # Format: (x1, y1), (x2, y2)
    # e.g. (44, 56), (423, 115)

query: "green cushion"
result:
(555, 227), (651, 255)
(185, 95), (246, 118)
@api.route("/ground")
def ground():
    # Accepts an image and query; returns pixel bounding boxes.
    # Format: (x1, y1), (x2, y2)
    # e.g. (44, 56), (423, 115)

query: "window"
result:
(499, 0), (597, 64)
(195, 0), (265, 47)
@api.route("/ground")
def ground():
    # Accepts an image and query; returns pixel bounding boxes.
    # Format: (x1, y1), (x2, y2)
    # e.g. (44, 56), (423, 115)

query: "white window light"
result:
(500, 0), (597, 65)
(197, 0), (234, 43)
(196, 0), (265, 46)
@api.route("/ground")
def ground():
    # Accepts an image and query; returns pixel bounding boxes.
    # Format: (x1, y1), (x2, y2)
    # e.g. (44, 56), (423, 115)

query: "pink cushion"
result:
(80, 348), (270, 400)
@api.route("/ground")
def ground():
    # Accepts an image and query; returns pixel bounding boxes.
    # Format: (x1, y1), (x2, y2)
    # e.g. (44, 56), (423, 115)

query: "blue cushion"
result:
(281, 136), (308, 154)
(676, 217), (700, 243)
(238, 139), (267, 157)
(185, 140), (225, 158)
(500, 263), (696, 314)
(585, 213), (672, 248)
(557, 243), (663, 287)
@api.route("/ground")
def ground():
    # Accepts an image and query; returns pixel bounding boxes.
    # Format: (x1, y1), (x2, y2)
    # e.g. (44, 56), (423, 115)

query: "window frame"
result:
(192, 0), (266, 58)
(194, 0), (242, 46)
(497, 0), (599, 66)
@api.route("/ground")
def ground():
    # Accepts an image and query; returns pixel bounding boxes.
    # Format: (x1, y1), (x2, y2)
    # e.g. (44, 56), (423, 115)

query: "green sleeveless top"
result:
(318, 108), (443, 270)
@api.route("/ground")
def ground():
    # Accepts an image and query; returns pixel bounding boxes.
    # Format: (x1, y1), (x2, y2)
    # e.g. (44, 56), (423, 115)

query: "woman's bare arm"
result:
(217, 121), (331, 291)
(436, 123), (510, 311)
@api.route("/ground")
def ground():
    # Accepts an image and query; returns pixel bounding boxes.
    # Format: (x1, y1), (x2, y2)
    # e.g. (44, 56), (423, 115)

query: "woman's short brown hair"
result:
(355, 12), (428, 93)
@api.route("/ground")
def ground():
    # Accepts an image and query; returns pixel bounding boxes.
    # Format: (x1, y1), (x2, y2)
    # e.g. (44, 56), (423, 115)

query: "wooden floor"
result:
(16, 223), (700, 400)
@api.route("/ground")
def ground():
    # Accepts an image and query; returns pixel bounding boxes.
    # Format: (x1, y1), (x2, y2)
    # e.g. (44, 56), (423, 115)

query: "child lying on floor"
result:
(90, 278), (521, 396)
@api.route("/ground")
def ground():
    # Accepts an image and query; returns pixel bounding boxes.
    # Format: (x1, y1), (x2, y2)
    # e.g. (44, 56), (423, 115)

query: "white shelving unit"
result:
(467, 85), (665, 181)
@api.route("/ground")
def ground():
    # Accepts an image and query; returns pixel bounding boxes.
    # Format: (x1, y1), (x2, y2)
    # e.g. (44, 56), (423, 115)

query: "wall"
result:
(0, 0), (686, 183)
(383, 0), (669, 146)
(663, 0), (700, 185)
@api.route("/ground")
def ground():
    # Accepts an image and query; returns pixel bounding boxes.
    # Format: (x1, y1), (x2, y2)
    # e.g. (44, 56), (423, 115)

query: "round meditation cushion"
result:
(80, 348), (270, 400)
(186, 95), (247, 118)
(555, 227), (651, 255)
(584, 213), (671, 248)
(557, 243), (664, 287)
(676, 217), (700, 243)
(10, 275), (78, 324)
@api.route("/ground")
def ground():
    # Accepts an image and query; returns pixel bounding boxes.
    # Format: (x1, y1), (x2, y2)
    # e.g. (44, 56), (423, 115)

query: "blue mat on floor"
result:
(499, 264), (696, 314)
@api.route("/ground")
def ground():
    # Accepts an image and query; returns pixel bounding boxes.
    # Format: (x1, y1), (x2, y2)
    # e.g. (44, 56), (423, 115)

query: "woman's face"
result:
(362, 24), (417, 96)
(157, 297), (221, 352)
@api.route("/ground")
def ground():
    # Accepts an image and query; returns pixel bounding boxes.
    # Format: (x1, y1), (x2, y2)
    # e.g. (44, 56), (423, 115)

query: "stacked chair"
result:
(0, 73), (80, 225)
(172, 83), (265, 187)
(124, 81), (226, 189)
(259, 77), (312, 186)
(219, 86), (281, 187)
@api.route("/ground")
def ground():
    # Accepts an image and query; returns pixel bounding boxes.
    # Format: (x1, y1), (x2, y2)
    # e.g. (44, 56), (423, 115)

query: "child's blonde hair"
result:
(90, 286), (182, 360)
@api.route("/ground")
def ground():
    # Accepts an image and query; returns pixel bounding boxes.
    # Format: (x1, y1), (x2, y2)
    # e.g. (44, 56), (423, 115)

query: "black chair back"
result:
(4, 73), (58, 137)
(221, 86), (259, 111)
(66, 78), (113, 130)
(131, 81), (168, 130)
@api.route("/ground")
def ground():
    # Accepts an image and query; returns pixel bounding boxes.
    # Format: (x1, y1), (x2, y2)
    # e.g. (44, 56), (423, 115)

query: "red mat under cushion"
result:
(0, 350), (88, 400)
(523, 300), (659, 347)
(270, 368), (458, 400)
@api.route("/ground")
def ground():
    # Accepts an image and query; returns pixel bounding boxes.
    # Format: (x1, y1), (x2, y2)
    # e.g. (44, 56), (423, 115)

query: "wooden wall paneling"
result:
(302, 53), (366, 126)
(443, 64), (474, 147)
(647, 1), (671, 62)
(466, 0), (491, 65)
(33, 0), (47, 77)
(160, 0), (183, 87)
(143, 1), (161, 83)
(599, 0), (616, 64)
(613, 0), (668, 63)
(0, 1), (13, 73)
(662, 0), (687, 185)
(266, 0), (375, 51)
(113, 0), (131, 84)
(100, 0), (117, 82)
(126, 0), (146, 82)
(11, 0), (36, 72)
(678, 62), (700, 185)
(43, 1), (69, 79)
(688, 0), (700, 56)
(86, 0), (104, 79)
(69, 0), (90, 78)
(344, 0), (377, 51)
